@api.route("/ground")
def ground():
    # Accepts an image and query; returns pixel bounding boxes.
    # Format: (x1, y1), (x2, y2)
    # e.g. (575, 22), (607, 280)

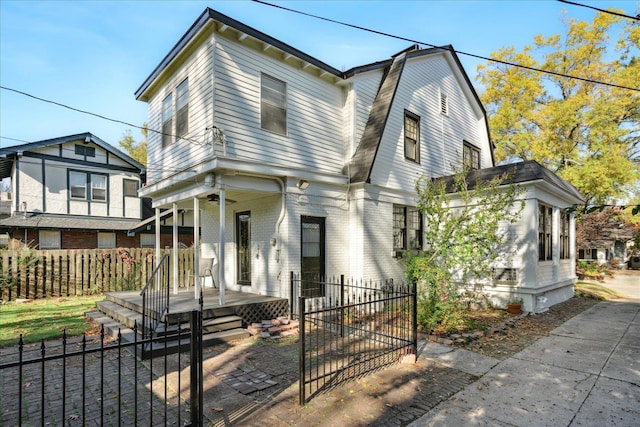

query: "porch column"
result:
(194, 197), (200, 299)
(173, 203), (178, 295)
(219, 186), (226, 306)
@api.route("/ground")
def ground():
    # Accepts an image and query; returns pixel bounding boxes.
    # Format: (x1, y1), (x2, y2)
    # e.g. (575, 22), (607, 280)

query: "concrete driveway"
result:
(595, 269), (640, 299)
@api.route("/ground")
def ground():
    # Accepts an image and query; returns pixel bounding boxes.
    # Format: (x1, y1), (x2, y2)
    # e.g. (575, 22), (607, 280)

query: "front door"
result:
(301, 216), (325, 296)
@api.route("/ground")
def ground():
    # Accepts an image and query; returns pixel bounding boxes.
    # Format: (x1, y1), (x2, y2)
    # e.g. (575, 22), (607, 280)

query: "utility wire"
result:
(0, 85), (206, 146)
(557, 0), (640, 21)
(251, 0), (640, 92)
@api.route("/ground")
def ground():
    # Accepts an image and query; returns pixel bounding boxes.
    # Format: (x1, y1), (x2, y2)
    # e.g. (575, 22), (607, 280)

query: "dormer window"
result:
(404, 110), (420, 163)
(261, 74), (287, 135)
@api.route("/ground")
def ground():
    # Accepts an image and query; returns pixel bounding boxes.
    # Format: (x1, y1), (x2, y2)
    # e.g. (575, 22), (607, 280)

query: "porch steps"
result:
(87, 301), (251, 358)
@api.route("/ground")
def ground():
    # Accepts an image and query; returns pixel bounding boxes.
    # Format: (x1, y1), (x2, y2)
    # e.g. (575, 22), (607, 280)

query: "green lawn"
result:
(0, 295), (103, 348)
(575, 281), (625, 300)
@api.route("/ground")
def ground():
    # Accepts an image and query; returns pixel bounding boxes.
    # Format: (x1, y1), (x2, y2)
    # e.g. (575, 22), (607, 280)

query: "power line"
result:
(557, 0), (640, 21)
(251, 0), (640, 92)
(0, 136), (31, 144)
(0, 85), (206, 146)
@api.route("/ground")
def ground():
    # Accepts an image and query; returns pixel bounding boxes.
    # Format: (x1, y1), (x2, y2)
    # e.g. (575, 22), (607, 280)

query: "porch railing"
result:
(140, 254), (170, 341)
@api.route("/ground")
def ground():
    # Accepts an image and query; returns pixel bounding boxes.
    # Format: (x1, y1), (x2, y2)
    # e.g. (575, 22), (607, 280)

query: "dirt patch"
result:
(448, 296), (600, 360)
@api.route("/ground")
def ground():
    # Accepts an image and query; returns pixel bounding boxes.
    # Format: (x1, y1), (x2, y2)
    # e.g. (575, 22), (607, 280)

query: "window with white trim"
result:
(176, 78), (189, 138)
(69, 171), (86, 199)
(39, 230), (61, 249)
(261, 74), (287, 135)
(162, 93), (173, 147)
(560, 211), (570, 259)
(69, 171), (108, 202)
(97, 232), (116, 249)
(404, 110), (420, 163)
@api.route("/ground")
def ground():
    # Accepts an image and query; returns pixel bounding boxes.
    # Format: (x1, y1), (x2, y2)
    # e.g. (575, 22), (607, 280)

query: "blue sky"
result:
(1, 0), (637, 149)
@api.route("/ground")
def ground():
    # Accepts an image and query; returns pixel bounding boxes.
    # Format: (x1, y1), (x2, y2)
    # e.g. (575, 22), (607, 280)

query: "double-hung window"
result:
(162, 93), (173, 147)
(404, 110), (420, 163)
(538, 203), (553, 261)
(463, 142), (480, 170)
(393, 205), (423, 255)
(261, 74), (287, 135)
(69, 171), (108, 202)
(176, 78), (189, 138)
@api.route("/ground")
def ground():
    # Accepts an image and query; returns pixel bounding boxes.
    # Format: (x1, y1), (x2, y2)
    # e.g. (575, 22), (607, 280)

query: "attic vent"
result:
(75, 144), (95, 157)
(440, 93), (448, 115)
(492, 268), (517, 283)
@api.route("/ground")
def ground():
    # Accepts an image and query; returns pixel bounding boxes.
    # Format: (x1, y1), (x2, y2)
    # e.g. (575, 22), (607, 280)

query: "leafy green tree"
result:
(405, 167), (524, 332)
(119, 124), (148, 166)
(477, 10), (640, 205)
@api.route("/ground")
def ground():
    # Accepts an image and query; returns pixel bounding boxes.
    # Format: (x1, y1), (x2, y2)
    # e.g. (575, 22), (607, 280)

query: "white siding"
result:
(349, 71), (383, 154)
(369, 54), (490, 191)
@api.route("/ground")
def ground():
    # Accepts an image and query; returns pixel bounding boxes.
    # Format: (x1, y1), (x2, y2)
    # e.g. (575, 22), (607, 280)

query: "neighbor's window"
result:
(124, 179), (138, 197)
(538, 203), (553, 261)
(404, 110), (420, 163)
(39, 230), (61, 249)
(75, 144), (95, 157)
(560, 211), (570, 259)
(176, 78), (189, 138)
(97, 232), (116, 249)
(261, 74), (287, 135)
(393, 205), (423, 255)
(69, 171), (86, 199)
(91, 174), (107, 201)
(162, 93), (173, 147)
(140, 233), (155, 248)
(463, 141), (480, 170)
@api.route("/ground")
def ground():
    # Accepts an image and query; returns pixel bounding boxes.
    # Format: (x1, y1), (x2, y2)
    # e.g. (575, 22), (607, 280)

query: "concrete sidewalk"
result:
(411, 297), (640, 426)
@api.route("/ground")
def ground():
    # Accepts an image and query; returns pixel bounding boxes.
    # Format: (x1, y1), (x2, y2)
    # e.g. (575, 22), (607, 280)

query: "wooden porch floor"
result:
(104, 287), (289, 324)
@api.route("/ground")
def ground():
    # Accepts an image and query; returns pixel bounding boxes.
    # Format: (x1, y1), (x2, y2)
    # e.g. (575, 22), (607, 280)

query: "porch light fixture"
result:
(297, 179), (310, 190)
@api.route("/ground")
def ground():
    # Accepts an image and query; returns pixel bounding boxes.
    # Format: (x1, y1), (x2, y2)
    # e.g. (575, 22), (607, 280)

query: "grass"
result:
(575, 281), (626, 300)
(0, 295), (103, 348)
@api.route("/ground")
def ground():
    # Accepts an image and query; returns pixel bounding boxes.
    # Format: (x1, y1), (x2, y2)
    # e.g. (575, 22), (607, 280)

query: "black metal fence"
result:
(0, 312), (206, 426)
(292, 273), (417, 404)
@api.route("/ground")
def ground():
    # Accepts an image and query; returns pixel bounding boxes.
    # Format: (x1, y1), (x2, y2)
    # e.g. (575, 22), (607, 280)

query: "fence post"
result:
(340, 275), (345, 337)
(412, 280), (418, 356)
(190, 309), (203, 426)
(298, 296), (306, 405)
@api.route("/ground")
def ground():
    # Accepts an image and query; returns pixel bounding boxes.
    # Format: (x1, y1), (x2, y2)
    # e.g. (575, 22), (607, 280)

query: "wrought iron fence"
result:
(292, 273), (417, 404)
(0, 312), (205, 426)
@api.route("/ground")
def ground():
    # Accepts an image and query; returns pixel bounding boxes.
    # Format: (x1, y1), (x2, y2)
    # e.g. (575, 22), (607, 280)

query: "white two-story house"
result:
(0, 133), (151, 249)
(137, 8), (583, 312)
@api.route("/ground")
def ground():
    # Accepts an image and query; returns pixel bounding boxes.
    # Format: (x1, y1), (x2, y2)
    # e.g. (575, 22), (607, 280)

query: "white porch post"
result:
(219, 186), (226, 306)
(172, 203), (178, 295)
(194, 197), (200, 299)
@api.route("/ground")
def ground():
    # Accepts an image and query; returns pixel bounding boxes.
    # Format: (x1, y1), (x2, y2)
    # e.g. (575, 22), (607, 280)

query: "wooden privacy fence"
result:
(0, 247), (195, 301)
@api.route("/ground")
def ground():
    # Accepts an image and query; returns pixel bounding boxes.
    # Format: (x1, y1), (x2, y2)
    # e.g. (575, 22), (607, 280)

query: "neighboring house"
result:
(0, 133), (192, 249)
(137, 8), (582, 312)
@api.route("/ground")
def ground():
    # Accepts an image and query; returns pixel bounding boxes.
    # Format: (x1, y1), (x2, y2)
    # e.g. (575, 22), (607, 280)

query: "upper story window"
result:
(393, 205), (423, 256)
(463, 141), (480, 170)
(404, 110), (420, 163)
(538, 203), (553, 261)
(75, 144), (95, 157)
(123, 179), (138, 197)
(69, 170), (108, 202)
(162, 93), (173, 147)
(176, 78), (189, 138)
(560, 211), (571, 260)
(261, 74), (287, 135)
(440, 92), (448, 115)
